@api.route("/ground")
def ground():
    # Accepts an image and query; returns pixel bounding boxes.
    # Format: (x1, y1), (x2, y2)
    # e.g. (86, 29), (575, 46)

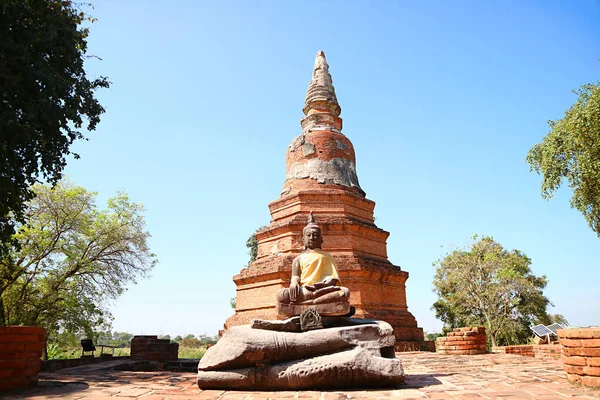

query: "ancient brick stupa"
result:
(225, 51), (424, 350)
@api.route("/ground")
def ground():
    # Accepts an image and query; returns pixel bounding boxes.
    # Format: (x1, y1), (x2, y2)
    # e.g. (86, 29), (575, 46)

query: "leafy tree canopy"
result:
(425, 332), (441, 341)
(432, 235), (553, 347)
(527, 83), (600, 236)
(0, 0), (109, 256)
(0, 181), (156, 344)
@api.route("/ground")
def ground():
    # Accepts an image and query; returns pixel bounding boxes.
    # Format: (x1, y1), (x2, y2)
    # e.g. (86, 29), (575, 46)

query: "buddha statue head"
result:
(302, 212), (323, 250)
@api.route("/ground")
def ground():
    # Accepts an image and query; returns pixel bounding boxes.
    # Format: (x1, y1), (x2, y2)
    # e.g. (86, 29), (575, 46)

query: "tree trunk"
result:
(489, 330), (497, 347)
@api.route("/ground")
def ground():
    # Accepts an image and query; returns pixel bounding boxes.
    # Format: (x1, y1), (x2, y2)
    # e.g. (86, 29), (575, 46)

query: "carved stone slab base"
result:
(276, 301), (350, 317)
(198, 320), (404, 390)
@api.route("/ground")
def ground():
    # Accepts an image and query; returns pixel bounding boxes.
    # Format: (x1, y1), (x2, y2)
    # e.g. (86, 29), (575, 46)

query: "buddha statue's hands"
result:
(289, 276), (301, 302)
(313, 276), (338, 289)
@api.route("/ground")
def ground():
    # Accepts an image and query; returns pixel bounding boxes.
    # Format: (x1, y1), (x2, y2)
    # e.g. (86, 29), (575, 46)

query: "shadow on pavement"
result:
(3, 381), (89, 400)
(402, 373), (447, 389)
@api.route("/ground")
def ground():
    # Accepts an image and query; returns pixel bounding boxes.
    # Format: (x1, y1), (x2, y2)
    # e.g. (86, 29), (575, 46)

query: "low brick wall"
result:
(394, 341), (421, 352)
(492, 344), (561, 359)
(131, 335), (178, 361)
(0, 326), (46, 392)
(558, 327), (600, 388)
(437, 327), (486, 355)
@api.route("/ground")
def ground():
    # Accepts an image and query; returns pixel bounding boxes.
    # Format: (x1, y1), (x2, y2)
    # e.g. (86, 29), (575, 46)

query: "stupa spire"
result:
(285, 51), (362, 196)
(303, 51), (341, 117)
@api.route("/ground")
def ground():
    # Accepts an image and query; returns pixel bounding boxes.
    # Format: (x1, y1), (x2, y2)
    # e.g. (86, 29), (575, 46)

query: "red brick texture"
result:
(0, 326), (46, 392)
(130, 336), (178, 361)
(436, 327), (487, 355)
(492, 344), (561, 359)
(559, 327), (600, 388)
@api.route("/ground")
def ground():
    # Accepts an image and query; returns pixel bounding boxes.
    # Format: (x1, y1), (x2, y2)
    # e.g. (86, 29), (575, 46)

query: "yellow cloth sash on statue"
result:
(298, 249), (340, 286)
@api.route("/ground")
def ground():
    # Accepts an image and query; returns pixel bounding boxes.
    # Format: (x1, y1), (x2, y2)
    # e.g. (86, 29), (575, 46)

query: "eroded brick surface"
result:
(436, 327), (486, 355)
(0, 326), (46, 392)
(560, 327), (600, 388)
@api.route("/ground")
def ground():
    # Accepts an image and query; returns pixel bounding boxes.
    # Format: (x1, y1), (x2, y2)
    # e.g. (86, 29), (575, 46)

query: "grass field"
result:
(178, 347), (206, 359)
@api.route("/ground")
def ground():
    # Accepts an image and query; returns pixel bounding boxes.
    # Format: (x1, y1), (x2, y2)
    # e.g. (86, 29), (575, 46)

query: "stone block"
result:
(198, 320), (403, 390)
(131, 335), (178, 361)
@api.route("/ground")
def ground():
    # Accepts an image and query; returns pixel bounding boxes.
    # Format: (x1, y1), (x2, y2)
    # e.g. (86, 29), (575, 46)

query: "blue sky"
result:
(66, 0), (600, 337)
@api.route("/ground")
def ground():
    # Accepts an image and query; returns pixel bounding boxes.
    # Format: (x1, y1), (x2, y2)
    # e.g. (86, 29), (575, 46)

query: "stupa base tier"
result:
(256, 222), (391, 260)
(352, 308), (423, 342)
(224, 307), (281, 330)
(236, 254), (407, 281)
(268, 188), (376, 224)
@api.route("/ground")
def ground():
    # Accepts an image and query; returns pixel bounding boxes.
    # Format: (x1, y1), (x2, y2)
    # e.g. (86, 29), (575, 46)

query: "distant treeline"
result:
(53, 331), (218, 349)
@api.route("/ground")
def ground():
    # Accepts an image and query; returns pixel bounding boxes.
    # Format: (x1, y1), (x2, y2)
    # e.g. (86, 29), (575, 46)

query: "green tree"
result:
(527, 83), (600, 236)
(246, 230), (259, 265)
(173, 335), (183, 343)
(0, 0), (110, 257)
(0, 181), (156, 346)
(197, 334), (217, 346)
(230, 226), (267, 309)
(432, 236), (552, 347)
(180, 335), (202, 348)
(112, 331), (134, 347)
(548, 314), (569, 327)
(244, 225), (268, 265)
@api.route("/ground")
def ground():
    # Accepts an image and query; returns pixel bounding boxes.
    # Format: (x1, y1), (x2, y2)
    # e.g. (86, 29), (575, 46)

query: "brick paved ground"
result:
(4, 352), (600, 399)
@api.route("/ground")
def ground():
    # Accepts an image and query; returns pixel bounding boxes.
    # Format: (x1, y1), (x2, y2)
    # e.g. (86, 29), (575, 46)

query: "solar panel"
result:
(546, 323), (565, 335)
(531, 324), (553, 338)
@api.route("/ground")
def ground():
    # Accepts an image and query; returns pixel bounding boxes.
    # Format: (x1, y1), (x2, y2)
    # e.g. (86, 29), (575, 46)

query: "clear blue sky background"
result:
(66, 0), (600, 337)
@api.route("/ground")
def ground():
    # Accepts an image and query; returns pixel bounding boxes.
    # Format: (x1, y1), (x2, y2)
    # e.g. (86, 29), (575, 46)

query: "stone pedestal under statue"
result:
(198, 318), (404, 390)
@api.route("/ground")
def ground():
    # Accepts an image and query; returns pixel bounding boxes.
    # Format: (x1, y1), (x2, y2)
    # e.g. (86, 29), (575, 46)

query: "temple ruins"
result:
(225, 50), (424, 350)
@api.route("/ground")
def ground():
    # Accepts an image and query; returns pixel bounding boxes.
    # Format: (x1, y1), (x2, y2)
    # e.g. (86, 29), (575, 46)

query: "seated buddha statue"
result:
(276, 212), (351, 318)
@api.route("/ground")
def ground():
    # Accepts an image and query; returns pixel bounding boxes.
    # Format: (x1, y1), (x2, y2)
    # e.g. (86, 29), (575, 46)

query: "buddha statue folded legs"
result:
(276, 212), (352, 317)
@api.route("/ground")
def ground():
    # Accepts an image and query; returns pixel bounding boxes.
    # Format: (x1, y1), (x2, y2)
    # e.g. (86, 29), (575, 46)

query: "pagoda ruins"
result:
(225, 51), (424, 350)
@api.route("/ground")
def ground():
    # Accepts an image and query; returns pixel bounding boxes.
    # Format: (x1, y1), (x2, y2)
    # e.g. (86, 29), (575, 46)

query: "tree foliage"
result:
(0, 181), (156, 342)
(244, 225), (268, 266)
(527, 83), (600, 236)
(245, 230), (259, 265)
(432, 236), (552, 347)
(178, 334), (217, 348)
(231, 226), (267, 309)
(0, 0), (110, 256)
